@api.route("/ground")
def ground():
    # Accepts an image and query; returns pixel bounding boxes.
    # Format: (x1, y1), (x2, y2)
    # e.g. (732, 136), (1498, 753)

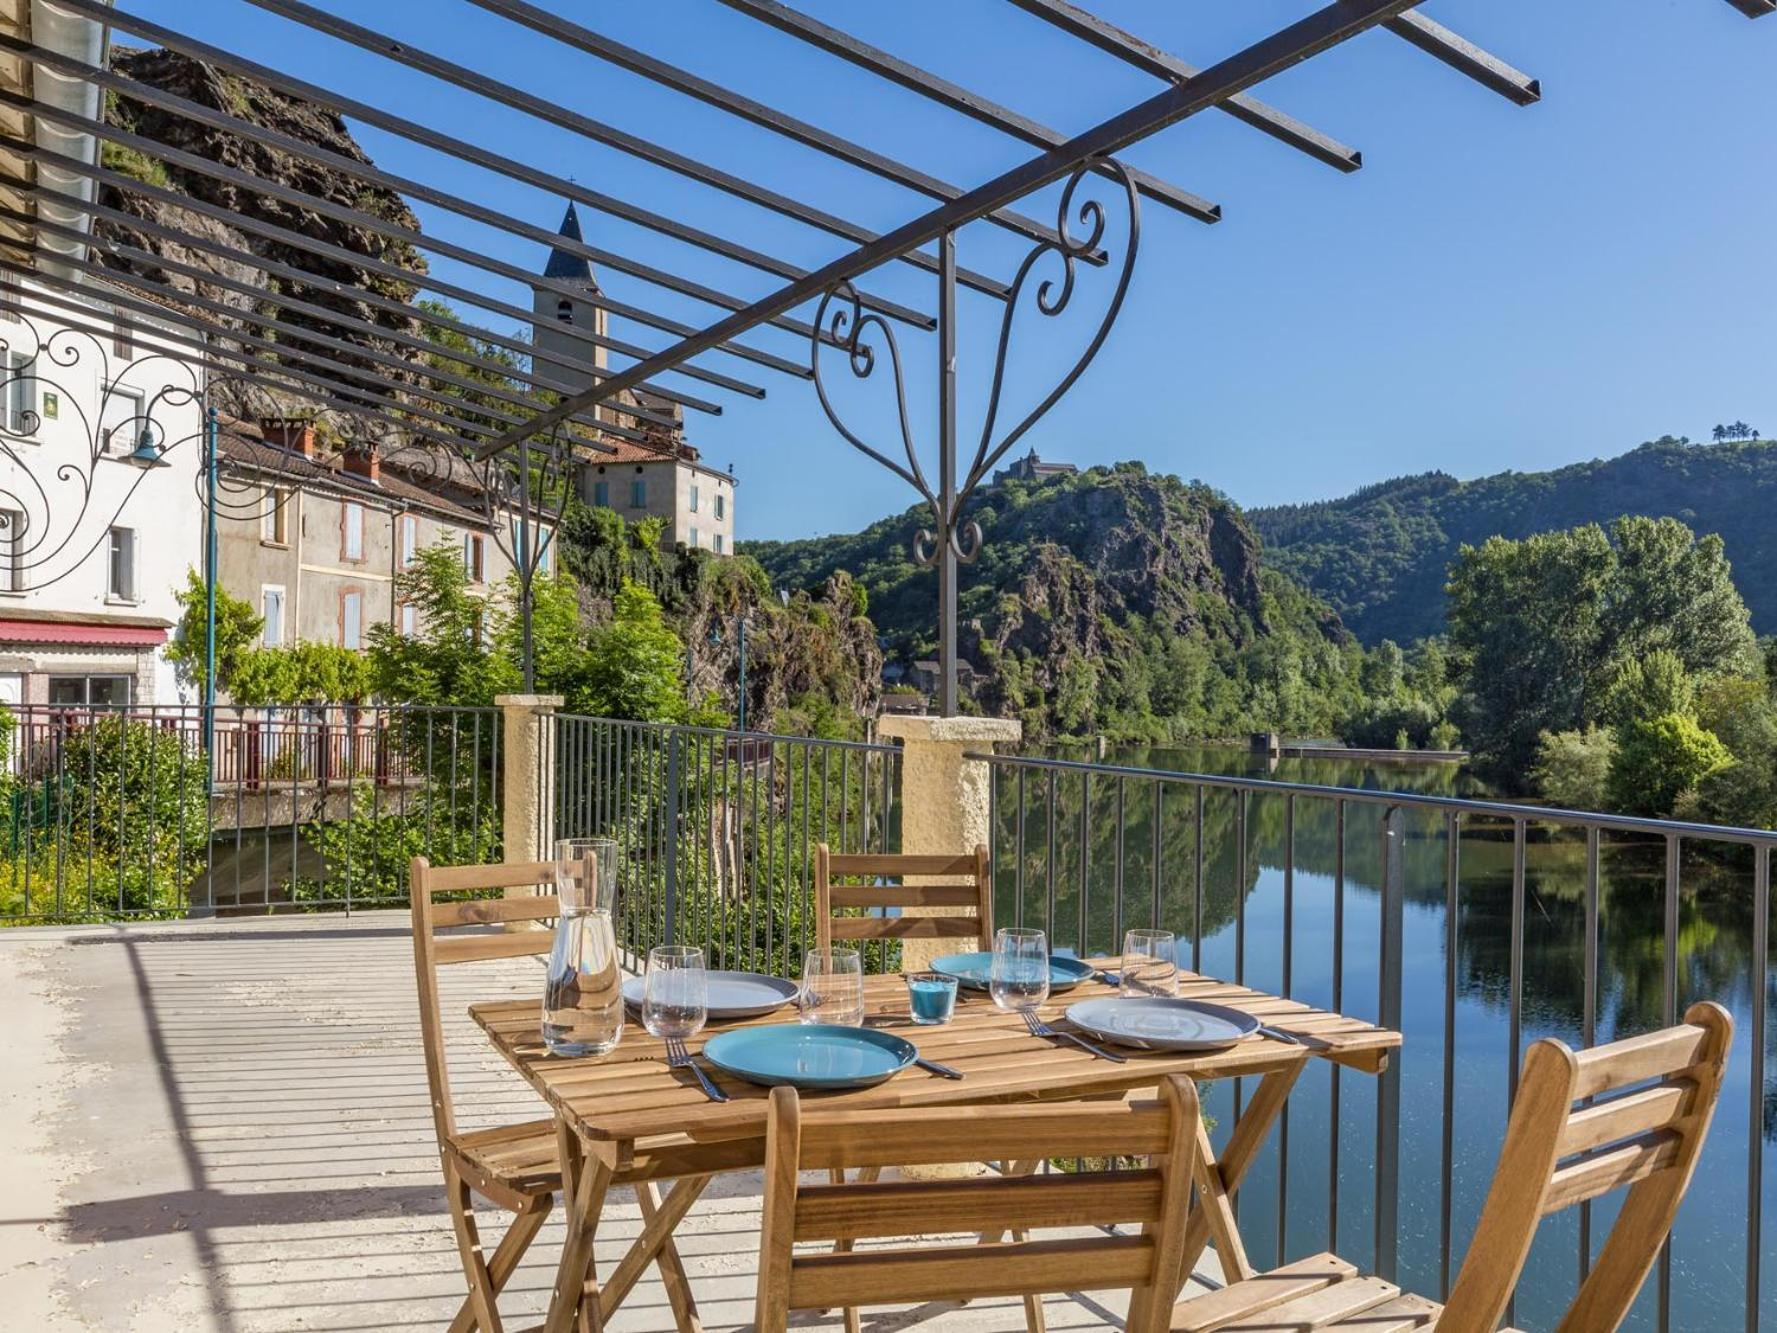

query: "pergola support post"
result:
(497, 694), (564, 916)
(937, 229), (959, 717)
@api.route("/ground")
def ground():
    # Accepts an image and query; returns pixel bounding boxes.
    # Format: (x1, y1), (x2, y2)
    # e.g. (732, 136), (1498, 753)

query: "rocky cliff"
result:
(96, 46), (428, 417)
(750, 463), (1357, 740)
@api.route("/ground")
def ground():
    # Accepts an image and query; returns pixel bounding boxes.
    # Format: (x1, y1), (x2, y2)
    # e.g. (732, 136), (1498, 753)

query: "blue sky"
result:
(127, 2), (1775, 540)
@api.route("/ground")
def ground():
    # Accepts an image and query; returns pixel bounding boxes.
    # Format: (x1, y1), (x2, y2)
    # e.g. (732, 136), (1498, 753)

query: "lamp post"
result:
(710, 614), (749, 734)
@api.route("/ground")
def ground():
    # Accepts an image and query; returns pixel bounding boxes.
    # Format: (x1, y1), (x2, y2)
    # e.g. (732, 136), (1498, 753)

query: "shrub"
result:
(1531, 728), (1616, 811)
(1606, 713), (1732, 816)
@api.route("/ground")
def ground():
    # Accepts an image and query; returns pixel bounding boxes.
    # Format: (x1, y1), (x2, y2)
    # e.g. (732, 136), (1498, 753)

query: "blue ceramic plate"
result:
(930, 952), (1097, 992)
(1064, 997), (1260, 1051)
(621, 971), (800, 1020)
(700, 1023), (917, 1090)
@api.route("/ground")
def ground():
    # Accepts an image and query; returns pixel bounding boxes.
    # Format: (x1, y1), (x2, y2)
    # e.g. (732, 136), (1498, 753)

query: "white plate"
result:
(621, 970), (799, 1019)
(1063, 997), (1260, 1051)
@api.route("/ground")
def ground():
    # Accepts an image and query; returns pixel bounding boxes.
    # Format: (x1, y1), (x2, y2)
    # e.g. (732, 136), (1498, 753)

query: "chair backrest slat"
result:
(1558, 1080), (1693, 1157)
(431, 895), (563, 929)
(410, 855), (561, 1148)
(1571, 1024), (1714, 1098)
(793, 1099), (1172, 1170)
(787, 1235), (1157, 1311)
(754, 1077), (1198, 1333)
(825, 852), (978, 877)
(1438, 1001), (1731, 1333)
(792, 1171), (1164, 1243)
(814, 842), (993, 953)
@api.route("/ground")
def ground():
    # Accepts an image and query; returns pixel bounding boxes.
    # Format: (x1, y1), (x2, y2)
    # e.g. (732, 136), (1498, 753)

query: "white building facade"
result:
(0, 274), (205, 705)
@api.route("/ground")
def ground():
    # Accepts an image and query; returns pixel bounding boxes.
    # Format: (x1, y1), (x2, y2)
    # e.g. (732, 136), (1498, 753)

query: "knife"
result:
(915, 1056), (964, 1080)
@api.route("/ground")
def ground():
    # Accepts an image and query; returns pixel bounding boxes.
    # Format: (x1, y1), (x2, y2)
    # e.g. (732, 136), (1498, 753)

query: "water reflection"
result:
(990, 743), (1775, 1328)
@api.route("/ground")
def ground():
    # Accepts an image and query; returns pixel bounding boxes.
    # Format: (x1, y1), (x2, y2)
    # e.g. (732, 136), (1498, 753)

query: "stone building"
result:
(532, 202), (737, 553)
(213, 419), (548, 663)
(992, 448), (1079, 485)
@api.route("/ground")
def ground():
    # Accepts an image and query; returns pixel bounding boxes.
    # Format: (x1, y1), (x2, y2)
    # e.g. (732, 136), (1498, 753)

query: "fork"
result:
(1020, 1007), (1127, 1063)
(665, 1036), (729, 1102)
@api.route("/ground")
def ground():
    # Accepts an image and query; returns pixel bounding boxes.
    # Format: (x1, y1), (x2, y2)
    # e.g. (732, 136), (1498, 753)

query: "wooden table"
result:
(472, 966), (1401, 1333)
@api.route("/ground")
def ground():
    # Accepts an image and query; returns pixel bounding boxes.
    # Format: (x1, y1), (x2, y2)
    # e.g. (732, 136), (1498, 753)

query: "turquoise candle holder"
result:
(904, 971), (959, 1025)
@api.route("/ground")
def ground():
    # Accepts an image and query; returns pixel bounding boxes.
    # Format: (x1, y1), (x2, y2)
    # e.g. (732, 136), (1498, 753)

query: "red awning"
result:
(0, 619), (167, 647)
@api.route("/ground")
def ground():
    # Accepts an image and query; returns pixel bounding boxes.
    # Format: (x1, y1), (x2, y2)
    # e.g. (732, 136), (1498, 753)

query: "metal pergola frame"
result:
(0, 0), (1765, 723)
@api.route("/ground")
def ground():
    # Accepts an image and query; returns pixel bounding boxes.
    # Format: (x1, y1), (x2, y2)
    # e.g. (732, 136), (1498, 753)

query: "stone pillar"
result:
(878, 713), (1022, 971)
(496, 694), (563, 881)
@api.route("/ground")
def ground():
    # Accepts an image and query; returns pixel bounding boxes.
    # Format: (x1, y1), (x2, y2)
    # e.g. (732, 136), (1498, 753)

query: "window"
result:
(689, 526), (699, 549)
(463, 532), (486, 583)
(113, 322), (134, 362)
(593, 480), (609, 508)
(102, 383), (150, 455)
(261, 488), (290, 545)
(630, 479), (646, 508)
(714, 533), (724, 555)
(399, 514), (417, 567)
(400, 602), (418, 637)
(715, 492), (725, 520)
(689, 483), (700, 513)
(536, 527), (552, 575)
(48, 675), (131, 707)
(341, 590), (363, 649)
(0, 509), (23, 592)
(342, 502), (364, 561)
(261, 586), (285, 647)
(106, 527), (136, 601)
(5, 353), (35, 436)
(0, 274), (16, 322)
(556, 298), (576, 324)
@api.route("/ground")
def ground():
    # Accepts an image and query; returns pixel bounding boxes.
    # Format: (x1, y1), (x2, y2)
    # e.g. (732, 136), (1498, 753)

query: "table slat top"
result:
(472, 966), (1398, 1144)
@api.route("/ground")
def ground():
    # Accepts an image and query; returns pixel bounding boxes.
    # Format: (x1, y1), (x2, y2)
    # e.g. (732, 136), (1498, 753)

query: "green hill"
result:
(1249, 436), (1777, 645)
(747, 462), (1360, 740)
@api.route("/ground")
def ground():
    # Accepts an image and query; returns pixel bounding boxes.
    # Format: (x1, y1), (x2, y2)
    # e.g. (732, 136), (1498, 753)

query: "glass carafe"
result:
(542, 837), (624, 1057)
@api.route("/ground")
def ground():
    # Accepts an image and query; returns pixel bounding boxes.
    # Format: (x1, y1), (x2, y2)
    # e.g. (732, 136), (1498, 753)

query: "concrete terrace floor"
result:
(0, 912), (1218, 1332)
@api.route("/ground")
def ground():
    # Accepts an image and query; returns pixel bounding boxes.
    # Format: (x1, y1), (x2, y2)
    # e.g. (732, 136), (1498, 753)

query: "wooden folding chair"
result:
(754, 1075), (1202, 1333)
(411, 855), (732, 1333)
(814, 842), (993, 954)
(1169, 1001), (1733, 1333)
(814, 843), (1003, 1329)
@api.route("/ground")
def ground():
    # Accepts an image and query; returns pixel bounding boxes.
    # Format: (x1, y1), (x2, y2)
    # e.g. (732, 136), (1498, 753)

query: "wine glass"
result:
(642, 945), (708, 1039)
(799, 946), (864, 1026)
(989, 926), (1049, 1012)
(1120, 929), (1179, 997)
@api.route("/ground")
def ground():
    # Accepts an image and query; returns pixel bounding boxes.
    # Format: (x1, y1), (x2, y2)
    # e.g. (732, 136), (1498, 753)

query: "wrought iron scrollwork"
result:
(0, 313), (234, 592)
(809, 155), (1141, 571)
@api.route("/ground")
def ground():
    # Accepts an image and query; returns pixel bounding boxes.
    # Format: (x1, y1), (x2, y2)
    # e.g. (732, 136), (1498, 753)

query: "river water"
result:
(994, 743), (1773, 1329)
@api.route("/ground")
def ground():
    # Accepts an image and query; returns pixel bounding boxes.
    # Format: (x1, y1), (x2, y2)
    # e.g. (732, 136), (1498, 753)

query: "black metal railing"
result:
(0, 703), (500, 920)
(550, 715), (900, 976)
(975, 749), (1774, 1332)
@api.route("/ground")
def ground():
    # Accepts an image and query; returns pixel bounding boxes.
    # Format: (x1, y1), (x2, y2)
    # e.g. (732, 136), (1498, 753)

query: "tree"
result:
(1713, 424), (1728, 443)
(580, 580), (689, 722)
(1531, 728), (1616, 810)
(165, 567), (263, 698)
(1359, 639), (1405, 698)
(1598, 517), (1755, 675)
(1446, 517), (1757, 781)
(1605, 713), (1732, 817)
(366, 542), (509, 706)
(1446, 526), (1615, 776)
(1600, 649), (1694, 727)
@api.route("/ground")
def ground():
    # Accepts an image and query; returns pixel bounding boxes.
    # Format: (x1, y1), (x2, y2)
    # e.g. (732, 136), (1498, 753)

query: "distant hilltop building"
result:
(532, 202), (735, 555)
(993, 448), (1078, 485)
